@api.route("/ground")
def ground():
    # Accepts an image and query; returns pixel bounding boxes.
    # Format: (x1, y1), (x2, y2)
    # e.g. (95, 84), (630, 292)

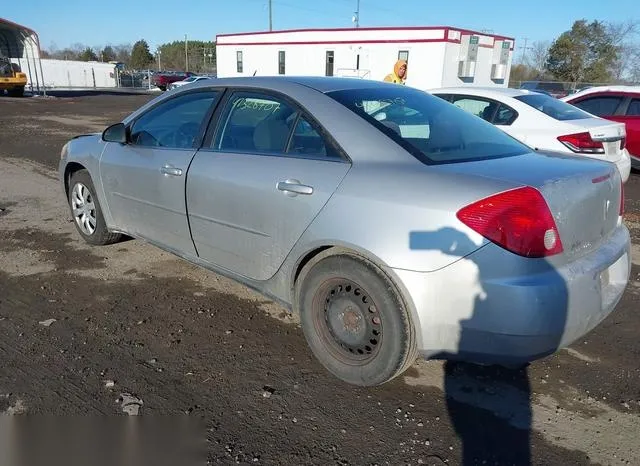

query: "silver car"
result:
(59, 77), (631, 386)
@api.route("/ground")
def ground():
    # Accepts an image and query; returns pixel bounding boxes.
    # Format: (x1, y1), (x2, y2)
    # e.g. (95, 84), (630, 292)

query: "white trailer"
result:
(15, 59), (118, 89)
(216, 26), (515, 89)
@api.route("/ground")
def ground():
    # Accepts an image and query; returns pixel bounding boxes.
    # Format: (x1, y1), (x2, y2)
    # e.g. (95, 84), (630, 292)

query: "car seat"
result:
(253, 118), (291, 152)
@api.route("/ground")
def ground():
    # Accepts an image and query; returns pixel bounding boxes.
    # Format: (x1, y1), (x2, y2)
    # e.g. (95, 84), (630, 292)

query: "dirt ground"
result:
(0, 92), (639, 465)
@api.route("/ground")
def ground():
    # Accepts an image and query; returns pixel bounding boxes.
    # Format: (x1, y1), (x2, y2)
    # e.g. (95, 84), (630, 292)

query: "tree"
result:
(509, 64), (536, 86)
(156, 40), (216, 73)
(101, 45), (117, 62)
(130, 40), (154, 69)
(114, 44), (132, 65)
(546, 20), (619, 84)
(526, 41), (551, 76)
(78, 47), (98, 61)
(606, 20), (640, 81)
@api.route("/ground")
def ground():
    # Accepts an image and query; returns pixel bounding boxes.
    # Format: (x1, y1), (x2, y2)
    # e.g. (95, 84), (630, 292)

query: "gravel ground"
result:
(0, 92), (639, 465)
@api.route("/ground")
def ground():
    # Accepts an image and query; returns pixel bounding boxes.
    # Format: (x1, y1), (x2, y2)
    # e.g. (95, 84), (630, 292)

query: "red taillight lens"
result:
(457, 186), (563, 258)
(557, 132), (604, 154)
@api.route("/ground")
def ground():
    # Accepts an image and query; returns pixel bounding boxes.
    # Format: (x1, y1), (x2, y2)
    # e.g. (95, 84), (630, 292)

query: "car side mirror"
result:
(102, 123), (127, 144)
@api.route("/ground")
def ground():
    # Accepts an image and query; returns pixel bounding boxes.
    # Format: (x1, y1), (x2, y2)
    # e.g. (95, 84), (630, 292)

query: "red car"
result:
(151, 72), (194, 91)
(564, 86), (640, 170)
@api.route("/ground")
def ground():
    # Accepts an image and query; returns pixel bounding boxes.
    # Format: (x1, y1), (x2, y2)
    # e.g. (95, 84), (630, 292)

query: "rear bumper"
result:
(394, 225), (631, 365)
(617, 150), (632, 182)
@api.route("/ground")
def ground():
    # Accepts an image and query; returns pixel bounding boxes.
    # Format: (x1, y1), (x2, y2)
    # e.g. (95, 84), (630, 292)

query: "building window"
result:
(236, 51), (243, 73)
(278, 51), (286, 75)
(398, 50), (409, 62)
(325, 51), (334, 76)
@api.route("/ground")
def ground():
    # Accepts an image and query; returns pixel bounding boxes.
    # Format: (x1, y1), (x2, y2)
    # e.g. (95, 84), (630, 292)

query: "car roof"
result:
(427, 86), (544, 99)
(565, 85), (640, 100)
(186, 76), (396, 93)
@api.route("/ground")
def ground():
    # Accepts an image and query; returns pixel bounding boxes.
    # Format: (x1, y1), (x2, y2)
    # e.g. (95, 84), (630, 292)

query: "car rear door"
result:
(186, 90), (350, 281)
(99, 89), (221, 255)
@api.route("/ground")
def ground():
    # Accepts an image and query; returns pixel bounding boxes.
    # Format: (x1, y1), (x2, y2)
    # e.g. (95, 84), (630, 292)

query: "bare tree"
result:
(606, 20), (640, 81)
(525, 41), (551, 76)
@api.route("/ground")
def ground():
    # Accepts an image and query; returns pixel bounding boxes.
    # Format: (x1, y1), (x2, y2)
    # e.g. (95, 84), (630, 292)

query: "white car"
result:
(167, 75), (213, 90)
(429, 87), (631, 183)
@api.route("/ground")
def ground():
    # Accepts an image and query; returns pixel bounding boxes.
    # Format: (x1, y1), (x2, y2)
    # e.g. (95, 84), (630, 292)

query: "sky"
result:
(3, 0), (638, 54)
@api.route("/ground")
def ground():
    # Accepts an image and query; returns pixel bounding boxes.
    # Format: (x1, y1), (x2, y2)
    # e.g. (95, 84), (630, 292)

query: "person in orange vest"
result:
(384, 60), (407, 84)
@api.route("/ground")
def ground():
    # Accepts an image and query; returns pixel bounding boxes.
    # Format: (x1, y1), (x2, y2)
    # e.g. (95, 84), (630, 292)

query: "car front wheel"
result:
(68, 169), (121, 245)
(296, 251), (417, 386)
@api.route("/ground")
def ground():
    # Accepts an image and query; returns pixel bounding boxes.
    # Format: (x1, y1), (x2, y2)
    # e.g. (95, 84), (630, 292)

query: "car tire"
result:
(296, 250), (417, 386)
(68, 169), (122, 246)
(8, 87), (24, 97)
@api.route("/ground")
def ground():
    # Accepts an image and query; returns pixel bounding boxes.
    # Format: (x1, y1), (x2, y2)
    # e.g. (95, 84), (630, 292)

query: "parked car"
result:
(59, 77), (630, 386)
(519, 80), (569, 98)
(151, 72), (194, 91)
(430, 87), (631, 183)
(168, 75), (214, 90)
(562, 86), (640, 170)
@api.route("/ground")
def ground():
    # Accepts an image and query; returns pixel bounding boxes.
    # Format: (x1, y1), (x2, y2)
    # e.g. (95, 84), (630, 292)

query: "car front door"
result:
(621, 98), (640, 159)
(609, 97), (640, 160)
(186, 90), (351, 281)
(99, 89), (221, 255)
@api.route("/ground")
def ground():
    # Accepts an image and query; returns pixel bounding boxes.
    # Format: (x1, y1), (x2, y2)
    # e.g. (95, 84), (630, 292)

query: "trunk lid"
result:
(434, 151), (622, 261)
(567, 118), (626, 163)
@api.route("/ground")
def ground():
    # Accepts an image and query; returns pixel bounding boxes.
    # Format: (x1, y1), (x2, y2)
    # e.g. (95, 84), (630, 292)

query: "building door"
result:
(325, 51), (334, 76)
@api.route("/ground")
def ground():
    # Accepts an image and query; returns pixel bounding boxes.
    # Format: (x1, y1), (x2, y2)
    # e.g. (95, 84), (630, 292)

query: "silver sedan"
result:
(59, 77), (631, 386)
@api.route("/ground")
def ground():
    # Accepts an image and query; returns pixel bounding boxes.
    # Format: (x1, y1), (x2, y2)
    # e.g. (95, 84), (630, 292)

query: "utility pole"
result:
(521, 37), (531, 65)
(185, 34), (189, 72)
(269, 0), (273, 31)
(355, 0), (360, 28)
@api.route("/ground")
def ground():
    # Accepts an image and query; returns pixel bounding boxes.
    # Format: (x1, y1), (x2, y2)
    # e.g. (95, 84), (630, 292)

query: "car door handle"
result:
(277, 179), (313, 196)
(161, 165), (183, 176)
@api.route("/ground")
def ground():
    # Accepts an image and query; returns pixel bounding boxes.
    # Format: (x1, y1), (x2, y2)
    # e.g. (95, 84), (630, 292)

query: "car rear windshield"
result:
(326, 87), (529, 164)
(515, 93), (593, 121)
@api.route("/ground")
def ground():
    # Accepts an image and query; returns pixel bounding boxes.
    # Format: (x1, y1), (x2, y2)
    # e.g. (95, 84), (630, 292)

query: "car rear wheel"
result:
(296, 251), (417, 386)
(8, 87), (24, 97)
(68, 170), (122, 246)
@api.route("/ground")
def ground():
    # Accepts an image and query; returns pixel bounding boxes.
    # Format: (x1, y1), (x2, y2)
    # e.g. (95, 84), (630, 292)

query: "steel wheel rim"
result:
(71, 182), (97, 236)
(312, 278), (382, 365)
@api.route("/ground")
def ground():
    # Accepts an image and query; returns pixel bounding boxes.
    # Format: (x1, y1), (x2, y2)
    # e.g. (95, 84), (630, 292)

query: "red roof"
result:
(217, 25), (515, 42)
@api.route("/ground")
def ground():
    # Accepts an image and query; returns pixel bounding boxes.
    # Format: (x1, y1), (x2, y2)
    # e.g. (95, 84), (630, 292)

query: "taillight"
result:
(457, 186), (563, 258)
(557, 132), (604, 154)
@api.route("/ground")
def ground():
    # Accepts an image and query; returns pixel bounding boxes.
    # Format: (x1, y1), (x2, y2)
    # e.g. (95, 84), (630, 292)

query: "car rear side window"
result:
(626, 98), (640, 116)
(129, 90), (219, 149)
(327, 87), (529, 164)
(213, 91), (340, 159)
(451, 97), (495, 122)
(572, 96), (624, 116)
(515, 93), (592, 121)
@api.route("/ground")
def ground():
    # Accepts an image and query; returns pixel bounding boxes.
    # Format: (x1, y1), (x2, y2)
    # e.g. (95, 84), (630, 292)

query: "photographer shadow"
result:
(409, 227), (569, 465)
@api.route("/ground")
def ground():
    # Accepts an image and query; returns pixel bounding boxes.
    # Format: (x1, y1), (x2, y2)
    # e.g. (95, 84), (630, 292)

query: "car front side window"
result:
(129, 91), (219, 149)
(626, 98), (640, 116)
